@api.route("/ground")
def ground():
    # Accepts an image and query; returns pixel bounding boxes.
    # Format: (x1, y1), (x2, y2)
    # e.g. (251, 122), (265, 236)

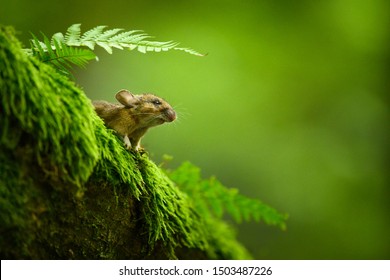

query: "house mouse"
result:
(93, 89), (176, 151)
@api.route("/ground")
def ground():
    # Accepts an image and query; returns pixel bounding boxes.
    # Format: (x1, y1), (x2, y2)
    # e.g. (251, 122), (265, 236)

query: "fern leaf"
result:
(52, 32), (65, 44)
(98, 28), (123, 40)
(174, 47), (206, 57)
(96, 41), (113, 54)
(63, 24), (205, 56)
(29, 33), (96, 75)
(109, 30), (141, 42)
(167, 161), (288, 230)
(80, 25), (106, 49)
(43, 35), (55, 57)
(30, 34), (46, 59)
(65, 23), (81, 46)
(26, 23), (205, 74)
(81, 25), (106, 41)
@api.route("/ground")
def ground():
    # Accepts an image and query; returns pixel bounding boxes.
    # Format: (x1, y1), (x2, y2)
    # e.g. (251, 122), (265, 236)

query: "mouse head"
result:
(115, 89), (176, 127)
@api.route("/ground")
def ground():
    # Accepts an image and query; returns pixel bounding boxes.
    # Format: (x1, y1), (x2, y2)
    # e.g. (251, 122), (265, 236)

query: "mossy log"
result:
(0, 26), (251, 259)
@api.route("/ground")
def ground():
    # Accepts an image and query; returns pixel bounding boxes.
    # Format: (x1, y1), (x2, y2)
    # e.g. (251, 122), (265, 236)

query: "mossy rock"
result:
(0, 26), (252, 260)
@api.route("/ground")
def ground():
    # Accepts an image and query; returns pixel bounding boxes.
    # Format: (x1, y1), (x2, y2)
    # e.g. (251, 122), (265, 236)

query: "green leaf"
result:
(29, 32), (97, 75)
(167, 161), (287, 230)
(25, 23), (205, 74)
(96, 41), (113, 54)
(52, 32), (65, 44)
(65, 23), (81, 45)
(98, 28), (123, 40)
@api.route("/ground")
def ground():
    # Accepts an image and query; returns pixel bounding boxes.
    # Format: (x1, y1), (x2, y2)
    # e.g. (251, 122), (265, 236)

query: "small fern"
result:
(27, 23), (204, 74)
(167, 161), (288, 230)
(29, 34), (96, 75)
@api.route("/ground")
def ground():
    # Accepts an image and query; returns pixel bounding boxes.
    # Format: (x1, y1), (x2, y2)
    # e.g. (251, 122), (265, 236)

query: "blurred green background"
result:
(2, 0), (389, 259)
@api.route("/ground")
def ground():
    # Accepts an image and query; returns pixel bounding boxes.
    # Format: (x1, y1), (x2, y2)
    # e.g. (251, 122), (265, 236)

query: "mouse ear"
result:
(115, 89), (138, 107)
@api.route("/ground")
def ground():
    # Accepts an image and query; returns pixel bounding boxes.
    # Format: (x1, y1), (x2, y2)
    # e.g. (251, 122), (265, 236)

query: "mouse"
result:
(93, 89), (176, 151)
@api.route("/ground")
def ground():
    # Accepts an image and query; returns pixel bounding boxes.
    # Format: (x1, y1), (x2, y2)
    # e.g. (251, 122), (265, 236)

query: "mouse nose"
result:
(164, 109), (176, 122)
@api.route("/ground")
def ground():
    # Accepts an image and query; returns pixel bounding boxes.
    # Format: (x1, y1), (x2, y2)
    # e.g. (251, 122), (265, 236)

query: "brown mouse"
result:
(93, 89), (176, 151)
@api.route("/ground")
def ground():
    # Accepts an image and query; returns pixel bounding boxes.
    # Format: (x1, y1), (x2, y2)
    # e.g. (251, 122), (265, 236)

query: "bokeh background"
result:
(2, 0), (389, 259)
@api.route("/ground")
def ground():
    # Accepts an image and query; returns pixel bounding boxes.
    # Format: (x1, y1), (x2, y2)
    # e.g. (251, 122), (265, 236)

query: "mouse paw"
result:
(123, 135), (132, 150)
(133, 144), (144, 152)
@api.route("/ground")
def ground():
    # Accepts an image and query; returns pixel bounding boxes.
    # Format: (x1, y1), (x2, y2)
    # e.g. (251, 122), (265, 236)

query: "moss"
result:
(0, 25), (256, 259)
(0, 26), (98, 187)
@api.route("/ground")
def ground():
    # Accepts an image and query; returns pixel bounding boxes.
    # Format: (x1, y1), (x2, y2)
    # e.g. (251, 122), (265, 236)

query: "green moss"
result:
(0, 26), (98, 187)
(136, 155), (208, 256)
(0, 25), (284, 260)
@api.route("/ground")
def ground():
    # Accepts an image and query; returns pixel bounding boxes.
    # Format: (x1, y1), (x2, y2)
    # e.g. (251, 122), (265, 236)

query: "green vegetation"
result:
(27, 24), (204, 75)
(0, 25), (286, 259)
(168, 161), (286, 228)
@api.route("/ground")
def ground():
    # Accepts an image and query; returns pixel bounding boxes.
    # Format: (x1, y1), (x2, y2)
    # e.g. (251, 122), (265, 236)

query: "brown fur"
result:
(93, 89), (176, 150)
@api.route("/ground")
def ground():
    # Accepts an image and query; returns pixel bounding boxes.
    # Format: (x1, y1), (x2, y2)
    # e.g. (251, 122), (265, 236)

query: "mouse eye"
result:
(151, 99), (162, 106)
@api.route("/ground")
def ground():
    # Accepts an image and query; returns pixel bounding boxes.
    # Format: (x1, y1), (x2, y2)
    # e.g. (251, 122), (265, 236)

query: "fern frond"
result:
(167, 162), (288, 230)
(64, 23), (82, 45)
(79, 25), (107, 49)
(51, 23), (205, 56)
(26, 23), (204, 74)
(30, 33), (96, 75)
